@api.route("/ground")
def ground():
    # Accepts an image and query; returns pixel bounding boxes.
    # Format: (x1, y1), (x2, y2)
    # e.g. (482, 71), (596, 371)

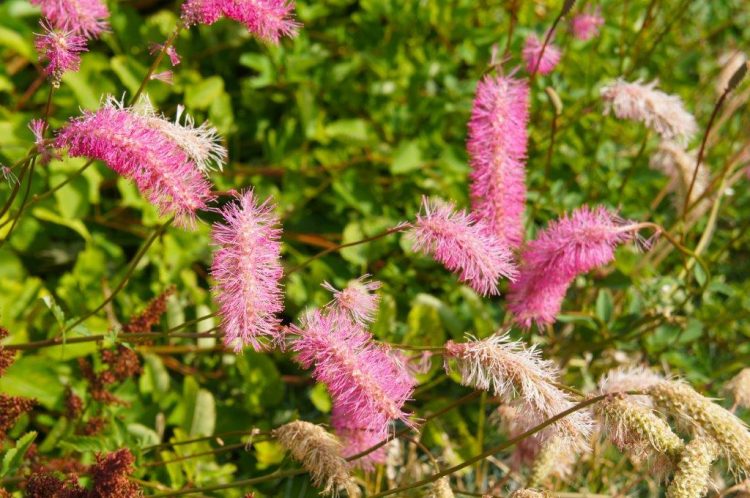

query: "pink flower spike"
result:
(571, 9), (604, 41)
(523, 34), (561, 75)
(181, 0), (300, 43)
(31, 0), (110, 38)
(149, 43), (181, 66)
(408, 197), (517, 296)
(322, 275), (381, 325)
(34, 21), (87, 86)
(211, 190), (284, 352)
(468, 75), (530, 249)
(291, 309), (416, 432)
(332, 405), (388, 470)
(508, 206), (633, 328)
(29, 119), (58, 164)
(54, 96), (215, 228)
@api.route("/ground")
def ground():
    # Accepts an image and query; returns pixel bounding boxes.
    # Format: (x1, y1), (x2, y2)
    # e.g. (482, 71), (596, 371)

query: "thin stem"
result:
(529, 0), (573, 84)
(64, 219), (173, 332)
(132, 25), (182, 104)
(0, 157), (36, 247)
(143, 429), (269, 452)
(682, 89), (729, 219)
(147, 469), (306, 497)
(285, 225), (408, 276)
(165, 312), (219, 333)
(6, 329), (220, 351)
(369, 394), (613, 497)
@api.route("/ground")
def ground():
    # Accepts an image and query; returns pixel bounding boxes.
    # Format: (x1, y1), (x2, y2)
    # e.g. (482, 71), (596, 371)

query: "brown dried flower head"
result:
(123, 287), (175, 333)
(0, 326), (15, 378)
(0, 394), (35, 439)
(274, 420), (359, 497)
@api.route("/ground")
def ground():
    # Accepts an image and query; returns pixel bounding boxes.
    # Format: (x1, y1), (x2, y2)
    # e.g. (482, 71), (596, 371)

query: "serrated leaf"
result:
(1, 431), (37, 478)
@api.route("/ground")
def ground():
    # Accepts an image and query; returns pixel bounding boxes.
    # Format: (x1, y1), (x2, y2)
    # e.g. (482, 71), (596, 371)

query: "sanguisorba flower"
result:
(181, 0), (299, 43)
(570, 9), (604, 41)
(31, 0), (110, 38)
(666, 437), (719, 498)
(467, 75), (530, 249)
(331, 404), (388, 470)
(408, 197), (517, 296)
(648, 380), (750, 476)
(211, 190), (284, 352)
(273, 421), (359, 497)
(322, 275), (381, 325)
(291, 309), (416, 434)
(726, 368), (750, 410)
(523, 33), (561, 75)
(34, 21), (87, 86)
(601, 79), (698, 144)
(55, 96), (215, 227)
(508, 206), (633, 328)
(444, 333), (593, 450)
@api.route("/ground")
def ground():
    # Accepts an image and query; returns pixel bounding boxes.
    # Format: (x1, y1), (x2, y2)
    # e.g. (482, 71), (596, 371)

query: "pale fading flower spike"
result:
(511, 490), (553, 498)
(408, 197), (517, 296)
(648, 380), (750, 476)
(322, 275), (381, 325)
(444, 333), (593, 450)
(726, 368), (750, 410)
(597, 366), (664, 407)
(211, 190), (284, 352)
(427, 477), (454, 498)
(650, 141), (711, 219)
(601, 79), (698, 144)
(666, 437), (720, 498)
(274, 420), (360, 497)
(527, 436), (578, 487)
(468, 74), (530, 249)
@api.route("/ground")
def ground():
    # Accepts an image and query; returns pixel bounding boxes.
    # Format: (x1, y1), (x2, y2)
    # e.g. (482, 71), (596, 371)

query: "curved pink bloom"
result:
(291, 309), (416, 433)
(571, 10), (604, 41)
(31, 0), (109, 39)
(331, 405), (388, 470)
(34, 21), (87, 85)
(508, 206), (632, 328)
(468, 75), (529, 248)
(181, 0), (299, 43)
(211, 190), (284, 352)
(55, 98), (214, 227)
(322, 275), (381, 325)
(523, 34), (561, 75)
(409, 197), (517, 296)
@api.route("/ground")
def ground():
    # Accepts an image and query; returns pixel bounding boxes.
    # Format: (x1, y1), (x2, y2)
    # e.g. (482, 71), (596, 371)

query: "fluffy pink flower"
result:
(571, 10), (604, 41)
(150, 43), (181, 66)
(408, 197), (517, 296)
(332, 405), (388, 470)
(468, 75), (529, 248)
(322, 275), (381, 325)
(211, 190), (284, 352)
(55, 97), (215, 227)
(508, 206), (633, 328)
(34, 21), (87, 85)
(29, 119), (58, 164)
(31, 0), (109, 38)
(523, 34), (561, 75)
(291, 309), (416, 433)
(181, 0), (299, 43)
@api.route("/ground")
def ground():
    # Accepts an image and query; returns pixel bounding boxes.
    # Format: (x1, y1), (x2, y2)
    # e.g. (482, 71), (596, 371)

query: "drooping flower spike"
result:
(601, 79), (698, 144)
(34, 21), (88, 86)
(181, 0), (300, 43)
(211, 190), (284, 352)
(468, 74), (530, 249)
(331, 404), (388, 470)
(570, 9), (605, 41)
(31, 0), (110, 39)
(508, 206), (635, 328)
(444, 333), (593, 450)
(322, 275), (381, 325)
(650, 141), (710, 220)
(523, 33), (561, 75)
(408, 197), (517, 296)
(55, 96), (215, 227)
(291, 309), (416, 434)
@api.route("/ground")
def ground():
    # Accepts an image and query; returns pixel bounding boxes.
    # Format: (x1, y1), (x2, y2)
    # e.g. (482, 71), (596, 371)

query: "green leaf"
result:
(185, 76), (225, 110)
(32, 207), (92, 242)
(309, 383), (332, 413)
(390, 140), (423, 174)
(59, 435), (110, 453)
(1, 431), (37, 478)
(595, 289), (614, 324)
(189, 389), (216, 438)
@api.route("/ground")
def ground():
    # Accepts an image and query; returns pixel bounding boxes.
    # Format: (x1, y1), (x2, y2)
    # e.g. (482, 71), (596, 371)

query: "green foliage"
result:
(0, 0), (749, 496)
